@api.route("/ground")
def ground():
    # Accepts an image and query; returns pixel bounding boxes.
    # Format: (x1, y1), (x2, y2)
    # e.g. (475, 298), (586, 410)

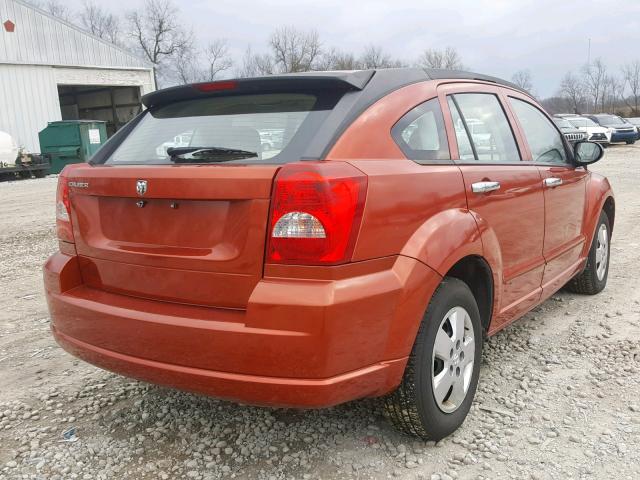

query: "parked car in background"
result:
(155, 133), (192, 158)
(552, 117), (588, 144)
(584, 114), (639, 144)
(555, 115), (611, 146)
(623, 117), (640, 135)
(44, 68), (614, 441)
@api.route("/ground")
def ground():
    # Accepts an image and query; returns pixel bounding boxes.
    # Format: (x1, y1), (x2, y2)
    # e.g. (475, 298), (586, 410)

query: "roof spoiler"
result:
(142, 70), (376, 109)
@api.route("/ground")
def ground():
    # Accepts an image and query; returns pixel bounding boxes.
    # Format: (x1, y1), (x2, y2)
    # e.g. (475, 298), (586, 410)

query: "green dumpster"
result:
(38, 120), (107, 174)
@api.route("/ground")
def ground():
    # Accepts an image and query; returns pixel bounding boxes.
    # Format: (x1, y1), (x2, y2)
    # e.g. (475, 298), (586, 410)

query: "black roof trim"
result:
(142, 70), (375, 108)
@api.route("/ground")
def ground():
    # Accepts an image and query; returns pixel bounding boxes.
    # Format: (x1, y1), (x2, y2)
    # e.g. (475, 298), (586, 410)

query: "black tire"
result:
(626, 140), (635, 145)
(384, 277), (482, 440)
(565, 210), (610, 295)
(34, 169), (47, 179)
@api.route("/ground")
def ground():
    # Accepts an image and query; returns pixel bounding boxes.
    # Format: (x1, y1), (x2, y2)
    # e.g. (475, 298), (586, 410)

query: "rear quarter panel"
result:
(325, 81), (489, 358)
(327, 81), (479, 274)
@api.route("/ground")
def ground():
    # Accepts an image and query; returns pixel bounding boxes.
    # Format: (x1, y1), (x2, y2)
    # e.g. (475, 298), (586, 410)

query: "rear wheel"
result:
(626, 140), (636, 145)
(384, 277), (482, 440)
(565, 210), (610, 294)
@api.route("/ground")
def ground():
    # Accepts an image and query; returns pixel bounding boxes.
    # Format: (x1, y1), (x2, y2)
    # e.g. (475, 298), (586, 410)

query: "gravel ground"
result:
(1, 146), (639, 480)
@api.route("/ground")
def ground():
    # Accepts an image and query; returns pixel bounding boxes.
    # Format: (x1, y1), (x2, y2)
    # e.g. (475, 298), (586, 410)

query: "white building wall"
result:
(0, 63), (60, 152)
(0, 0), (152, 70)
(0, 65), (154, 153)
(0, 0), (155, 153)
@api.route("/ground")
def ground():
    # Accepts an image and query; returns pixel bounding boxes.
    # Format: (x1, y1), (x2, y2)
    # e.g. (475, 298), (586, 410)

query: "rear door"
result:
(506, 96), (588, 296)
(440, 84), (545, 328)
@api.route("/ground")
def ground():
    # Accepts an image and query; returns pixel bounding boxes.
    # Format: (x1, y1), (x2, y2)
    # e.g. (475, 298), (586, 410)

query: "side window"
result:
(449, 93), (521, 163)
(509, 98), (568, 164)
(392, 98), (450, 162)
(447, 97), (475, 161)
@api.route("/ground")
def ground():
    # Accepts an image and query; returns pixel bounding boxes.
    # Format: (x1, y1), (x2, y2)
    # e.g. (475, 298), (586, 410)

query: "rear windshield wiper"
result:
(166, 146), (258, 163)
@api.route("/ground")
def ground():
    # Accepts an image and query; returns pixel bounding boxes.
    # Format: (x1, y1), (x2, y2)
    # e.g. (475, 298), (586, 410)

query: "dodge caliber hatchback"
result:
(45, 68), (614, 440)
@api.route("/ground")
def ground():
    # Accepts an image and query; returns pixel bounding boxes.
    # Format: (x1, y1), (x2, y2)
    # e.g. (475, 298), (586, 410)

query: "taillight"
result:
(267, 162), (367, 265)
(56, 168), (74, 243)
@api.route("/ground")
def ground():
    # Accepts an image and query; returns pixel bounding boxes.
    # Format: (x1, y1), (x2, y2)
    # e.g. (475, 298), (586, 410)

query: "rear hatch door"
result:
(68, 164), (277, 309)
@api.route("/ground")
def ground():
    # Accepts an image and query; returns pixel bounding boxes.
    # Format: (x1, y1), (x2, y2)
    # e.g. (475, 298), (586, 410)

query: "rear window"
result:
(104, 93), (335, 165)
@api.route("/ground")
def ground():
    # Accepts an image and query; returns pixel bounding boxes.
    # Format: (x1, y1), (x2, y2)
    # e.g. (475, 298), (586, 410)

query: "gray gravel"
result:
(1, 146), (639, 479)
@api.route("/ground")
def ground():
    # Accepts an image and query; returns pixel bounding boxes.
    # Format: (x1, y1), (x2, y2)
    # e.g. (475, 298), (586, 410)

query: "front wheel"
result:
(626, 140), (636, 145)
(565, 210), (610, 294)
(384, 277), (482, 440)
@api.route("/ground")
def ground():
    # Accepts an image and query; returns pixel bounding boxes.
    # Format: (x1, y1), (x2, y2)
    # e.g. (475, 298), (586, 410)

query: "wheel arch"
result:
(602, 195), (615, 234)
(399, 208), (503, 335)
(445, 255), (494, 334)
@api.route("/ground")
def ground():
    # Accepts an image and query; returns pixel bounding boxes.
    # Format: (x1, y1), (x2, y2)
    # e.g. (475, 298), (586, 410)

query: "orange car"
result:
(44, 69), (614, 439)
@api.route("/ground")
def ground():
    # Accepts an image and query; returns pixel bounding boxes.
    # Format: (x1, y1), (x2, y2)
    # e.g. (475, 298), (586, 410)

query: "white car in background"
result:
(556, 115), (611, 146)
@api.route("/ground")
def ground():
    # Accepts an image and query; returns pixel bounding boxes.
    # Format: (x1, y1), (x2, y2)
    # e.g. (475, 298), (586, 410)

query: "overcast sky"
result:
(65, 0), (640, 97)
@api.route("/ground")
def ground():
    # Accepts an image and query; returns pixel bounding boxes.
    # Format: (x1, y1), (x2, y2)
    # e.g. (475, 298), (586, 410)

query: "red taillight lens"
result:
(56, 168), (74, 243)
(267, 162), (367, 265)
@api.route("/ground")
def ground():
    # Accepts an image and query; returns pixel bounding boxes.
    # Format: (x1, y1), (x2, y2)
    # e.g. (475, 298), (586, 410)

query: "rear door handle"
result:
(544, 177), (563, 187)
(471, 181), (501, 193)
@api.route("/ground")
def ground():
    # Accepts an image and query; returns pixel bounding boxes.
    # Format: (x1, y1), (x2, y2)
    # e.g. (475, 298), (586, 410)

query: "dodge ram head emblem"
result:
(136, 180), (147, 196)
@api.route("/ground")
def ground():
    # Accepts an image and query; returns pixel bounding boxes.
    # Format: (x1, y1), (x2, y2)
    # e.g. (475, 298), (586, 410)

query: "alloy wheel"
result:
(431, 306), (475, 413)
(595, 223), (609, 281)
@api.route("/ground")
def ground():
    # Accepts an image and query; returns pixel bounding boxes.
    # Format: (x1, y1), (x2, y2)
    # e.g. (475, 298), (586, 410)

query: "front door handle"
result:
(471, 181), (501, 193)
(544, 177), (563, 188)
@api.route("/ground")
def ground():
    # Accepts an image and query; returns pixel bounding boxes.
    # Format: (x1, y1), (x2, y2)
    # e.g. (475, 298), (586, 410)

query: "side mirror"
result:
(574, 141), (604, 165)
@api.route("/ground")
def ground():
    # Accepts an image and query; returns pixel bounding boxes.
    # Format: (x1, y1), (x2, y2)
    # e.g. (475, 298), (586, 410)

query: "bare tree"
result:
(317, 48), (360, 70)
(202, 40), (233, 81)
(172, 44), (201, 84)
(417, 47), (464, 70)
(559, 71), (585, 114)
(269, 26), (322, 73)
(602, 75), (624, 113)
(582, 58), (607, 113)
(235, 46), (274, 78)
(622, 61), (640, 115)
(79, 1), (120, 45)
(29, 0), (73, 21)
(541, 96), (570, 116)
(511, 69), (533, 92)
(172, 39), (232, 84)
(126, 0), (193, 85)
(360, 45), (404, 69)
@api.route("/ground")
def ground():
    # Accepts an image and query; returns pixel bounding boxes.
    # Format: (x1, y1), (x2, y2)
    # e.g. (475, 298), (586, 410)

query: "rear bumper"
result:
(45, 252), (440, 407)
